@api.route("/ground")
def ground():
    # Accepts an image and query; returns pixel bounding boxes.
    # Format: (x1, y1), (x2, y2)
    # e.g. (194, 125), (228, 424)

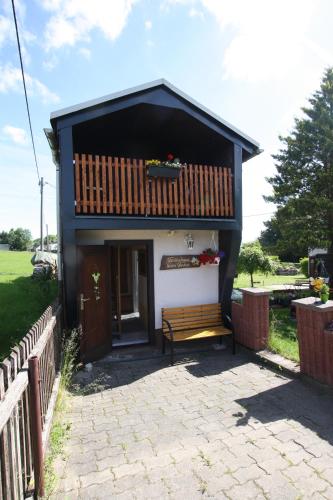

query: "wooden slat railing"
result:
(74, 154), (234, 217)
(0, 303), (61, 499)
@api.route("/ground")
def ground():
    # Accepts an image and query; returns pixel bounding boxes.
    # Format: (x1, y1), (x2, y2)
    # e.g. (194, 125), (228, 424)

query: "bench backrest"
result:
(162, 303), (222, 333)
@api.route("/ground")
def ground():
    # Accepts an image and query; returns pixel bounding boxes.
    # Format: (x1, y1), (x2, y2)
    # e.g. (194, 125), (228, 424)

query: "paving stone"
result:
(292, 475), (330, 497)
(233, 464), (265, 484)
(283, 461), (319, 481)
(323, 486), (333, 499)
(78, 479), (119, 499)
(55, 470), (80, 493)
(227, 480), (264, 499)
(258, 455), (290, 474)
(255, 470), (299, 499)
(112, 461), (145, 480)
(50, 349), (333, 499)
(80, 468), (113, 488)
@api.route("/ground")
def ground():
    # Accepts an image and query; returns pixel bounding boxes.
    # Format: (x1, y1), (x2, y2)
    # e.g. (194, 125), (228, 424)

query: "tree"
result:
(45, 234), (57, 245)
(299, 257), (309, 277)
(265, 67), (333, 280)
(7, 228), (32, 251)
(259, 207), (308, 261)
(237, 241), (275, 287)
(0, 231), (9, 244)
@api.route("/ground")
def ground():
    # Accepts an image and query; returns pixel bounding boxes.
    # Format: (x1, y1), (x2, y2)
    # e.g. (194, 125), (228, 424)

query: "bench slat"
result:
(163, 319), (222, 332)
(162, 310), (221, 319)
(165, 326), (231, 341)
(162, 303), (220, 314)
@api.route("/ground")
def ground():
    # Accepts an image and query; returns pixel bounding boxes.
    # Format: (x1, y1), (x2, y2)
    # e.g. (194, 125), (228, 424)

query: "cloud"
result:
(166, 0), (319, 83)
(0, 15), (12, 47)
(2, 125), (28, 145)
(43, 54), (59, 71)
(144, 20), (152, 30)
(0, 63), (60, 103)
(40, 0), (137, 50)
(189, 7), (204, 18)
(79, 47), (91, 59)
(201, 0), (316, 82)
(0, 1), (36, 62)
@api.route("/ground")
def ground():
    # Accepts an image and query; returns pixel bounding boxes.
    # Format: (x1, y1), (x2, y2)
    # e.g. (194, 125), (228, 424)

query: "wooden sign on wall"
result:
(160, 255), (200, 270)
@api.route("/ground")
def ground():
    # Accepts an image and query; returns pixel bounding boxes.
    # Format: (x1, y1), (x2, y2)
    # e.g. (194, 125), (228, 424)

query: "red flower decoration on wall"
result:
(167, 153), (174, 161)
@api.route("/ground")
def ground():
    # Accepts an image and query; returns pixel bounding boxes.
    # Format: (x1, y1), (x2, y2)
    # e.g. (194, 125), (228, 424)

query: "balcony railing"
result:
(74, 154), (234, 218)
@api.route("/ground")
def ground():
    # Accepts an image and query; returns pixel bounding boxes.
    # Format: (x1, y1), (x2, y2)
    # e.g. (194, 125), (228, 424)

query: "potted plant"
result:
(198, 248), (225, 266)
(320, 284), (330, 303)
(310, 277), (330, 303)
(146, 153), (184, 179)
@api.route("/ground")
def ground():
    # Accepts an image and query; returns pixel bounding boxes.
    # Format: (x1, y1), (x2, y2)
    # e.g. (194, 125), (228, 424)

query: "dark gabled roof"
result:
(50, 79), (261, 159)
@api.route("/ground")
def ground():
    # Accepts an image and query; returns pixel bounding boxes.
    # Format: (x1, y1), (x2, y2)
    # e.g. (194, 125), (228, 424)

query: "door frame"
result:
(105, 239), (155, 344)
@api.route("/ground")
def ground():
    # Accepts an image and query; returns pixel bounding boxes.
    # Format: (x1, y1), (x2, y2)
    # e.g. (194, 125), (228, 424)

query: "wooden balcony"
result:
(74, 153), (234, 218)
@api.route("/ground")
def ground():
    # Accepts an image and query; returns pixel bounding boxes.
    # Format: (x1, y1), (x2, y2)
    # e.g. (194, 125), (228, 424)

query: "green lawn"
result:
(269, 308), (299, 362)
(0, 251), (58, 361)
(233, 272), (302, 362)
(234, 272), (305, 288)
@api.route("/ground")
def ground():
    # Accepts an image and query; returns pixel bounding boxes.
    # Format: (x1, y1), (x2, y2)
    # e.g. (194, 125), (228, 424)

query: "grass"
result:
(233, 271), (303, 362)
(0, 251), (58, 361)
(234, 272), (306, 288)
(44, 415), (71, 497)
(269, 308), (299, 362)
(44, 329), (80, 498)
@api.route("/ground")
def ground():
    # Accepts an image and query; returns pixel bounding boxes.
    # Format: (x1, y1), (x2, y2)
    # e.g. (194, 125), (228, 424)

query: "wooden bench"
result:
(162, 303), (234, 365)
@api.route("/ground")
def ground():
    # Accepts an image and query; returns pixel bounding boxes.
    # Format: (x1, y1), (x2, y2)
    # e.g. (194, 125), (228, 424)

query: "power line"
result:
(243, 212), (275, 218)
(11, 0), (40, 183)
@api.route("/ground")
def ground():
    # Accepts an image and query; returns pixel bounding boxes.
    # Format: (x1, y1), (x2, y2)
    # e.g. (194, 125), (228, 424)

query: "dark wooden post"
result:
(58, 125), (78, 328)
(219, 229), (242, 315)
(28, 356), (45, 499)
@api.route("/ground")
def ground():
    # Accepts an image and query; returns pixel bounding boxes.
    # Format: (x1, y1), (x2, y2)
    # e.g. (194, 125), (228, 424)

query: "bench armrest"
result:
(162, 318), (174, 341)
(223, 314), (234, 332)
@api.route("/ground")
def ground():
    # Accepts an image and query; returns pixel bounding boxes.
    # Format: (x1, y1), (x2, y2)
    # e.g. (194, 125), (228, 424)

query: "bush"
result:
(299, 257), (309, 277)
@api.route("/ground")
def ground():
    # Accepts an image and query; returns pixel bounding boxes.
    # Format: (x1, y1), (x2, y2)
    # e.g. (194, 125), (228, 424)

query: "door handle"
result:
(80, 293), (90, 311)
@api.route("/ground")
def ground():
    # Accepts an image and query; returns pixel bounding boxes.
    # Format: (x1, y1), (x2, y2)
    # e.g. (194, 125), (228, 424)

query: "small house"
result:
(45, 79), (261, 361)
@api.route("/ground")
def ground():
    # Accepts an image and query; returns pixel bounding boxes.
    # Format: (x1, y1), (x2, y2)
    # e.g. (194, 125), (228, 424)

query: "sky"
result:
(0, 0), (332, 241)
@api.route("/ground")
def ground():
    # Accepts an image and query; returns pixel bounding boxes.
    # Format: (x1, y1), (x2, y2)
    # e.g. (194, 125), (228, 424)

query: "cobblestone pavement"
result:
(51, 348), (333, 499)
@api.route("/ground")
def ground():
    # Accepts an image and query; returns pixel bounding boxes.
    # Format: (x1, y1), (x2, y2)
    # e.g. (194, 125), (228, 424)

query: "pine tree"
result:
(266, 68), (333, 274)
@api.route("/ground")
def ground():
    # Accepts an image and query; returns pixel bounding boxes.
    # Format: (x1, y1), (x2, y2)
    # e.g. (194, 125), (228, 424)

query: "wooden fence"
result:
(0, 302), (62, 499)
(74, 154), (234, 218)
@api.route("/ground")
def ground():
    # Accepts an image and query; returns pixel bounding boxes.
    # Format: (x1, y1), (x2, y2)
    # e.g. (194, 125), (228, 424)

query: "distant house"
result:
(309, 248), (330, 279)
(46, 79), (261, 361)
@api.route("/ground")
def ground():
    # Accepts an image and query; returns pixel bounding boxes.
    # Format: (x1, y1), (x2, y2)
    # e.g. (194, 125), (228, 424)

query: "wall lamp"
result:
(184, 233), (194, 250)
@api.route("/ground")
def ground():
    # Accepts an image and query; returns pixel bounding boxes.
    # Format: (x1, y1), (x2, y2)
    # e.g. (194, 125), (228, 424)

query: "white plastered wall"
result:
(76, 229), (219, 329)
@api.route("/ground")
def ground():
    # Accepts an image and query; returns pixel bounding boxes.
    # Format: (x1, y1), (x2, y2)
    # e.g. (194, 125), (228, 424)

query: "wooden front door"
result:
(77, 246), (111, 362)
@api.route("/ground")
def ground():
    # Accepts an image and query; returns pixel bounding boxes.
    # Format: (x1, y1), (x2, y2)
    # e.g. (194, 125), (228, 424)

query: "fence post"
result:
(28, 356), (45, 499)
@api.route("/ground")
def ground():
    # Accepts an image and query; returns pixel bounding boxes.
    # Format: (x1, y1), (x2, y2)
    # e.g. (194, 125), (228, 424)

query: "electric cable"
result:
(11, 0), (41, 183)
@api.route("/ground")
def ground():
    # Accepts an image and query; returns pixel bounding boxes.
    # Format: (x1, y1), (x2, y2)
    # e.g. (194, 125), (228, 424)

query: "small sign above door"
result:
(160, 255), (200, 270)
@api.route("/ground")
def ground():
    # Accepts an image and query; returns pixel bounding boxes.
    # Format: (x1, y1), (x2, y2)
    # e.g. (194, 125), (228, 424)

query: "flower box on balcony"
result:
(146, 156), (183, 179)
(146, 163), (182, 179)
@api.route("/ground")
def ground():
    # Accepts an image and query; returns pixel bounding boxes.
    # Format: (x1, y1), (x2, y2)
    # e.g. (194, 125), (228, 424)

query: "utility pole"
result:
(46, 223), (49, 252)
(40, 177), (44, 251)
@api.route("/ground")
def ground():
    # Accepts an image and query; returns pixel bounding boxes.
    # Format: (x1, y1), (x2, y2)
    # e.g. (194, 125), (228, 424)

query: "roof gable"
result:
(50, 79), (260, 158)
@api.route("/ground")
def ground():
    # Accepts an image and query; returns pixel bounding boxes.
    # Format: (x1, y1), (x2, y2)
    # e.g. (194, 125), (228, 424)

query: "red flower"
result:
(167, 153), (174, 161)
